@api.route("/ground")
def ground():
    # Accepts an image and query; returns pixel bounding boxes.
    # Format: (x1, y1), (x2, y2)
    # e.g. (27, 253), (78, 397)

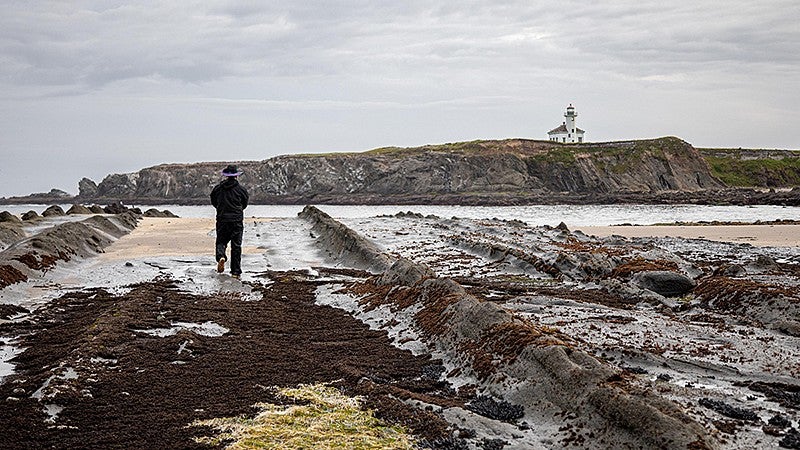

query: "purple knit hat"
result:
(221, 165), (242, 177)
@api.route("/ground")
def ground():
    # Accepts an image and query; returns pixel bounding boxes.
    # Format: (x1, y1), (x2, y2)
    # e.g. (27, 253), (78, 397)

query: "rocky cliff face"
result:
(79, 137), (724, 204)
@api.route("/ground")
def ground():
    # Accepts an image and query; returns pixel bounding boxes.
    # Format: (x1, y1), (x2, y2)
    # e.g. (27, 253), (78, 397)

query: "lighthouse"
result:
(565, 105), (577, 138)
(548, 104), (585, 143)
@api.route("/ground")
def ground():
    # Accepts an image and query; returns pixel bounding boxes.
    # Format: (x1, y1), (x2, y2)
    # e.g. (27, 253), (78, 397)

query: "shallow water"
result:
(4, 203), (798, 227)
(155, 204), (800, 226)
(0, 342), (21, 382)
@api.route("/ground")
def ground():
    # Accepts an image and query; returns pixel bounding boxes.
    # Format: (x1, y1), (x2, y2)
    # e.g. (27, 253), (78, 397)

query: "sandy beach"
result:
(97, 217), (268, 261)
(576, 224), (800, 247)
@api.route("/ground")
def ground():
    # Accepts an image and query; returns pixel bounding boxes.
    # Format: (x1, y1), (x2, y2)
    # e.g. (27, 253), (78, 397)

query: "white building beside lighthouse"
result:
(548, 104), (585, 143)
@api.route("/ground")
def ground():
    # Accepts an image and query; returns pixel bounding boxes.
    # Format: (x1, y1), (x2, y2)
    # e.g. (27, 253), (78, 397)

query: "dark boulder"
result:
(746, 255), (780, 274)
(718, 263), (746, 277)
(89, 205), (105, 214)
(41, 205), (65, 217)
(143, 208), (162, 217)
(0, 211), (22, 225)
(698, 398), (760, 422)
(466, 396), (524, 422)
(103, 202), (128, 214)
(21, 210), (40, 221)
(66, 204), (93, 215)
(780, 430), (800, 449)
(632, 270), (696, 297)
(143, 209), (179, 218)
(769, 414), (792, 428)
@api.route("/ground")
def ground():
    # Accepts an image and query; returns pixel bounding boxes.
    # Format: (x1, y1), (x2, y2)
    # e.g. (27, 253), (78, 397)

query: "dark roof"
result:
(548, 124), (585, 134)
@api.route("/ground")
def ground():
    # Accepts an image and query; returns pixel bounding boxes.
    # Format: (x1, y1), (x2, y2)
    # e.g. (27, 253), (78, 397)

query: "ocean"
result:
(4, 203), (799, 227)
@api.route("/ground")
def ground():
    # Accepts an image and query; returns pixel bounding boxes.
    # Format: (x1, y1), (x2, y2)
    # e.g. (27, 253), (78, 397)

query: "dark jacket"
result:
(210, 178), (249, 222)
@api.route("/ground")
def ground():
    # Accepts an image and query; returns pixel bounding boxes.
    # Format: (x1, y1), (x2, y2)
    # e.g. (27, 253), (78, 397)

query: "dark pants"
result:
(215, 221), (243, 275)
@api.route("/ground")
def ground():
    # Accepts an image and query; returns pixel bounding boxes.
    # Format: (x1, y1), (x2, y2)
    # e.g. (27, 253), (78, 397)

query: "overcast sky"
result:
(1, 1), (799, 196)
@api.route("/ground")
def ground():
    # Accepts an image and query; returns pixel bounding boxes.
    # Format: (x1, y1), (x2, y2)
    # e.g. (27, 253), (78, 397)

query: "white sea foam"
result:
(135, 321), (229, 338)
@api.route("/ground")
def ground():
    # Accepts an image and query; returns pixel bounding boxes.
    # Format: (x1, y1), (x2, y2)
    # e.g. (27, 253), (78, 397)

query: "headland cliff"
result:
(4, 136), (800, 205)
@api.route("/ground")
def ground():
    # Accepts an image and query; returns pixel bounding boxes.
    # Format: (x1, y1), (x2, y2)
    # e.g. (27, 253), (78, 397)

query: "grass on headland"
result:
(191, 383), (417, 450)
(704, 155), (800, 187)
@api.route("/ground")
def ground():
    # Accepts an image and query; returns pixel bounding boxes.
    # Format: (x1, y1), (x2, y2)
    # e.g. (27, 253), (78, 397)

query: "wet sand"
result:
(98, 217), (267, 261)
(575, 224), (800, 247)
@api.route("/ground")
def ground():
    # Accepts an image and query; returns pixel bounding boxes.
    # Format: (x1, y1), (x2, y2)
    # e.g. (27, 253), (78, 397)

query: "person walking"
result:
(211, 165), (249, 279)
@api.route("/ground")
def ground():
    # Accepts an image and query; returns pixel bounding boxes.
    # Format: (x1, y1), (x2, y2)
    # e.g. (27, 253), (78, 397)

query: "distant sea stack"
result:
(0, 188), (73, 205)
(73, 137), (725, 205)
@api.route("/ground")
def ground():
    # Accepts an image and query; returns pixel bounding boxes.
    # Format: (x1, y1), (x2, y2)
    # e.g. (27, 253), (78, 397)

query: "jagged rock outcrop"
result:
(78, 177), (99, 198)
(83, 137), (725, 204)
(0, 212), (140, 289)
(97, 173), (139, 198)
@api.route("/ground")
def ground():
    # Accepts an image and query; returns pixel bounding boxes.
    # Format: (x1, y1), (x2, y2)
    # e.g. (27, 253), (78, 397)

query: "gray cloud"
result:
(2, 1), (792, 91)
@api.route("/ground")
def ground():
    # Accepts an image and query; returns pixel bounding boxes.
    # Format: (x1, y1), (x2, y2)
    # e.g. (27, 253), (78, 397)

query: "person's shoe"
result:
(216, 257), (226, 273)
(231, 274), (240, 279)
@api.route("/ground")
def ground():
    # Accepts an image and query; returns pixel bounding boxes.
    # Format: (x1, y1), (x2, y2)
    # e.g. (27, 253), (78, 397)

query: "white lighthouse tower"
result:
(565, 105), (577, 138)
(548, 104), (585, 143)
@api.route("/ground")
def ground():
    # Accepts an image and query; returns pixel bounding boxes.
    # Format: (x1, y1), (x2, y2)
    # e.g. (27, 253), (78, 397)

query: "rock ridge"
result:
(0, 212), (140, 290)
(299, 205), (715, 449)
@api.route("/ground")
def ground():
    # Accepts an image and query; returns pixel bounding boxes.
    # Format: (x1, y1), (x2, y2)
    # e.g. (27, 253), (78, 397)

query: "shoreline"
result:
(117, 218), (800, 251)
(575, 224), (800, 247)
